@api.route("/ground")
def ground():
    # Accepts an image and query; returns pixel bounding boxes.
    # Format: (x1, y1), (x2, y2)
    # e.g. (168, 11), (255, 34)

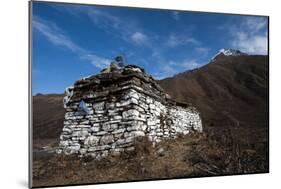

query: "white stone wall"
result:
(58, 88), (202, 158)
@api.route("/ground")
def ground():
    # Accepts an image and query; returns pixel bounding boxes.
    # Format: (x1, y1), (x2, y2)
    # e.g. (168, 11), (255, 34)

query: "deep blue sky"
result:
(32, 1), (268, 94)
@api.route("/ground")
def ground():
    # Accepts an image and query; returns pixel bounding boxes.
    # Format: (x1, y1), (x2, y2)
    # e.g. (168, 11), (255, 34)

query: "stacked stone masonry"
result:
(58, 64), (203, 158)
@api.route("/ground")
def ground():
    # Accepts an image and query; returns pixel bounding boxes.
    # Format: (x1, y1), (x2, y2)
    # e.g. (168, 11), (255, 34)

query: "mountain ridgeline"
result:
(33, 50), (269, 140)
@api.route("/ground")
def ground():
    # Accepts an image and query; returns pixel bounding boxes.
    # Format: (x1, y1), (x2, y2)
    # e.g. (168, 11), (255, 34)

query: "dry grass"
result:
(32, 126), (268, 188)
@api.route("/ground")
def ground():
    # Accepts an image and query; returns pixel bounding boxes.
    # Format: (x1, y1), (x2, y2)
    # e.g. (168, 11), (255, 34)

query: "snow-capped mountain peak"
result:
(211, 49), (247, 61)
(218, 48), (247, 56)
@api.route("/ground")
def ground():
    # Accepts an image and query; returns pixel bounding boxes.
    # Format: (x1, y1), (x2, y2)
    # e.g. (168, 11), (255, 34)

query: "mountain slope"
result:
(33, 94), (65, 140)
(158, 55), (269, 130)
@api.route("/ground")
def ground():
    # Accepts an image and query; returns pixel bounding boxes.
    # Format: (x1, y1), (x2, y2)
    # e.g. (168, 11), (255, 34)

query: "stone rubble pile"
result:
(57, 60), (202, 158)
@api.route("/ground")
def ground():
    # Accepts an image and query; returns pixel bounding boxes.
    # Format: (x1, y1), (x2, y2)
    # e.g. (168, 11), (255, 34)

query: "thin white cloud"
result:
(195, 47), (210, 55)
(47, 5), (205, 77)
(82, 54), (110, 68)
(33, 16), (111, 69)
(169, 59), (201, 70)
(166, 34), (200, 47)
(243, 17), (267, 33)
(180, 60), (201, 70)
(82, 8), (152, 46)
(33, 16), (83, 53)
(163, 64), (177, 74)
(153, 58), (203, 79)
(232, 32), (268, 55)
(86, 9), (123, 31)
(231, 16), (268, 55)
(130, 32), (148, 45)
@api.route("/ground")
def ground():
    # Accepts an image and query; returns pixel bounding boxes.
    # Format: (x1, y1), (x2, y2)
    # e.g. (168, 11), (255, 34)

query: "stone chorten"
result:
(58, 56), (203, 158)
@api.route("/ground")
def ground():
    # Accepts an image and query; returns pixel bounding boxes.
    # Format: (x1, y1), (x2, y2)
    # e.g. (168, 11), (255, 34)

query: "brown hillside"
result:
(32, 94), (65, 140)
(158, 55), (269, 131)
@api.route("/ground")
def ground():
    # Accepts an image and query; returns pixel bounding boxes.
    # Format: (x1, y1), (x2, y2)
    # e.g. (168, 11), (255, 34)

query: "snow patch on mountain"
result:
(211, 49), (247, 61)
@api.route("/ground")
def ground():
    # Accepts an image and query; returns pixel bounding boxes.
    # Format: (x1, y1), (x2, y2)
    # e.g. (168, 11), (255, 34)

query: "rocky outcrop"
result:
(57, 60), (202, 158)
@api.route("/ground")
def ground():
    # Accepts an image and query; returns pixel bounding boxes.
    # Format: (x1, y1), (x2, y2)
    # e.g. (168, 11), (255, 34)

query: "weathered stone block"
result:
(126, 125), (139, 131)
(77, 124), (91, 128)
(132, 131), (145, 137)
(95, 131), (107, 136)
(80, 120), (90, 124)
(101, 150), (109, 157)
(64, 145), (80, 154)
(116, 138), (126, 145)
(93, 102), (105, 111)
(114, 133), (123, 138)
(130, 98), (139, 105)
(124, 136), (134, 143)
(156, 132), (163, 136)
(72, 130), (89, 138)
(122, 109), (139, 119)
(79, 148), (88, 155)
(100, 135), (114, 145)
(88, 145), (111, 152)
(62, 127), (72, 134)
(112, 128), (126, 134)
(113, 115), (122, 120)
(110, 123), (118, 130)
(147, 120), (156, 126)
(141, 124), (147, 131)
(149, 104), (156, 110)
(84, 135), (100, 146)
(108, 109), (118, 115)
(146, 98), (153, 104)
(95, 110), (105, 114)
(59, 140), (69, 147)
(102, 123), (111, 131)
(106, 103), (115, 109)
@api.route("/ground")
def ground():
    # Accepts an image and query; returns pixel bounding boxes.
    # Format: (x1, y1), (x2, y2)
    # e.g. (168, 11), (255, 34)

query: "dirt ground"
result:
(32, 126), (269, 188)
